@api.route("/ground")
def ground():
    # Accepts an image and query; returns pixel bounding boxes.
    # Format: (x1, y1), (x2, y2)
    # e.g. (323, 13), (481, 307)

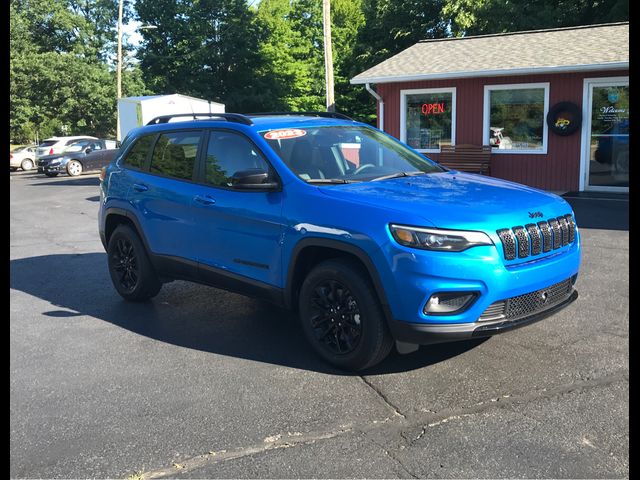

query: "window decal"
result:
(264, 129), (307, 140)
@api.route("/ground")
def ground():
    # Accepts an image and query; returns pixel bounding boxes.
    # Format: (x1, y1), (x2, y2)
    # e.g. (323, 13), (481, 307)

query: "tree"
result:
(69, 0), (135, 62)
(10, 0), (146, 143)
(135, 0), (265, 112)
(341, 0), (448, 123)
(442, 0), (629, 36)
(253, 0), (366, 113)
(253, 0), (319, 111)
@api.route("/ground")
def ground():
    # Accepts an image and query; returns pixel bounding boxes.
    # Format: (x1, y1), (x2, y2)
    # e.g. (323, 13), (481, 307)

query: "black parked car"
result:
(37, 138), (118, 177)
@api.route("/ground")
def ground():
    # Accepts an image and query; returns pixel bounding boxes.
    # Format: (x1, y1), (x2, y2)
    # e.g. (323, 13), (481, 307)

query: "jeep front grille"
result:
(548, 218), (562, 249)
(496, 229), (517, 260)
(496, 215), (576, 261)
(538, 221), (553, 252)
(479, 278), (574, 322)
(526, 224), (542, 255)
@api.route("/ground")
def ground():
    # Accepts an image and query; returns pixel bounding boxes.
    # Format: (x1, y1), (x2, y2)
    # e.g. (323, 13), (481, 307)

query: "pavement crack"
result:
(358, 375), (406, 419)
(365, 436), (419, 479)
(406, 372), (628, 445)
(118, 373), (625, 479)
(134, 426), (353, 479)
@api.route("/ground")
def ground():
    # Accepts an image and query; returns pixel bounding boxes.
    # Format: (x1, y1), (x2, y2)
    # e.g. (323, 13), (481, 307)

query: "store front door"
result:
(580, 77), (629, 192)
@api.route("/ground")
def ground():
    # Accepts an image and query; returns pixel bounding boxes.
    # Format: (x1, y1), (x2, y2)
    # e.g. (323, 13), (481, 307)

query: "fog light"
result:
(424, 292), (477, 315)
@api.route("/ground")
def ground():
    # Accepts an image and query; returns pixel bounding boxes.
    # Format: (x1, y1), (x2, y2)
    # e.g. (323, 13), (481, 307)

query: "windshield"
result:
(261, 125), (444, 183)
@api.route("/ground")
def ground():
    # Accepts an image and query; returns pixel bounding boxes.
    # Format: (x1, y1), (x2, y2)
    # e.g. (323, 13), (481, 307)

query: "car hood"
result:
(38, 154), (66, 162)
(318, 171), (572, 231)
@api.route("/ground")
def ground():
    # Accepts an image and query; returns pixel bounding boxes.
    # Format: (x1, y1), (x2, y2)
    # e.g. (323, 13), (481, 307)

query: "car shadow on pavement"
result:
(10, 253), (486, 375)
(29, 176), (101, 187)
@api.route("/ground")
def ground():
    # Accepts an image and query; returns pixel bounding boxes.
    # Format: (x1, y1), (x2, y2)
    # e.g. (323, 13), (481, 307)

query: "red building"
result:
(351, 22), (628, 193)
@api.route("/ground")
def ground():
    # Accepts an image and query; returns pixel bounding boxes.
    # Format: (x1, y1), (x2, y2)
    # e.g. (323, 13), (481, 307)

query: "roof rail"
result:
(246, 111), (355, 121)
(146, 113), (254, 126)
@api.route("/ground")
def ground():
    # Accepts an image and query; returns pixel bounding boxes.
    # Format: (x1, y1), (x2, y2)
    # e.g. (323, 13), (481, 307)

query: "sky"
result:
(122, 21), (144, 48)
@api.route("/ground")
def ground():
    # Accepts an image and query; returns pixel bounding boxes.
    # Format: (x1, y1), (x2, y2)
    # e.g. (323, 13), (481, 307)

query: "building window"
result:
(401, 88), (456, 153)
(483, 83), (549, 154)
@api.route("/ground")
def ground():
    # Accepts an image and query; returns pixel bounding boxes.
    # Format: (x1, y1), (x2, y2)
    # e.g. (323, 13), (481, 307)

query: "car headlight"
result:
(389, 224), (493, 252)
(50, 159), (61, 165)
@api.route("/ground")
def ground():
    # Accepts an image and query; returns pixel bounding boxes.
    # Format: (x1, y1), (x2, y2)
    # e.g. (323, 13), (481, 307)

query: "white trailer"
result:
(117, 94), (225, 141)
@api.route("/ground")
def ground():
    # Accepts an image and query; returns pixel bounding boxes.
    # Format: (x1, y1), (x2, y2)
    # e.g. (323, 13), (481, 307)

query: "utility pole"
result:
(322, 0), (335, 112)
(116, 0), (124, 140)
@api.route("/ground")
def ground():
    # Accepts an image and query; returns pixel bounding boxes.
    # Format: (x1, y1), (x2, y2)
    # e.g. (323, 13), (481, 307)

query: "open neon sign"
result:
(421, 103), (446, 115)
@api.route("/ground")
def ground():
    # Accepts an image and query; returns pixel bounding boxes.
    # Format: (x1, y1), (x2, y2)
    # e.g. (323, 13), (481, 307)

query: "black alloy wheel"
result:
(309, 280), (362, 355)
(299, 259), (393, 371)
(107, 224), (162, 301)
(111, 237), (139, 293)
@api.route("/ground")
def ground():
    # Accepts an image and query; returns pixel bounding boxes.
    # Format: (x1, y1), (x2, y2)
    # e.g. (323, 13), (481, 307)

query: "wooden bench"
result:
(438, 144), (492, 175)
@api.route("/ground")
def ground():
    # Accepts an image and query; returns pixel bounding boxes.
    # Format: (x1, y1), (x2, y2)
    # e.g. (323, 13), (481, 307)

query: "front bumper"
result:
(380, 226), (581, 344)
(38, 164), (62, 173)
(390, 289), (578, 344)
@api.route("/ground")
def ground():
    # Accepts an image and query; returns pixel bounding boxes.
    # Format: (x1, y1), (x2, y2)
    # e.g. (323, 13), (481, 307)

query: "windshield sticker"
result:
(264, 129), (307, 140)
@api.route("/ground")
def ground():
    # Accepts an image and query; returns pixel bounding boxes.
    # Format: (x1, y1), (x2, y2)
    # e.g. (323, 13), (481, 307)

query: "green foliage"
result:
(9, 0), (629, 144)
(254, 0), (322, 111)
(253, 0), (364, 112)
(10, 0), (147, 143)
(442, 0), (629, 36)
(136, 0), (264, 112)
(340, 0), (449, 123)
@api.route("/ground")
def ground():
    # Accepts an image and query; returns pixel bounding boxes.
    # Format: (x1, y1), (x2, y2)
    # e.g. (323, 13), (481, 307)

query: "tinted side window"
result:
(149, 131), (201, 180)
(66, 138), (90, 146)
(205, 131), (270, 187)
(122, 135), (154, 170)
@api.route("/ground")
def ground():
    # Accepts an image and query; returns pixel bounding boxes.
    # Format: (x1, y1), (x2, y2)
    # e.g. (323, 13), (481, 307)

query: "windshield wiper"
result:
(371, 171), (426, 182)
(306, 178), (359, 184)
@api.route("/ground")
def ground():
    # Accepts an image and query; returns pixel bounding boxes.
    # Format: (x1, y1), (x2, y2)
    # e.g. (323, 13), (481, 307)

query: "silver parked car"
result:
(35, 136), (98, 161)
(10, 145), (38, 171)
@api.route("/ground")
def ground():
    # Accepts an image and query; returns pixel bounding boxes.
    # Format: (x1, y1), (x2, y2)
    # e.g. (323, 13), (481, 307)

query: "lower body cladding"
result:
(384, 239), (581, 345)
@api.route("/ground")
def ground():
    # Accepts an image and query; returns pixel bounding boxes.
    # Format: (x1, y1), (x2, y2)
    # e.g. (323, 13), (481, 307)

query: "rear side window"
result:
(39, 140), (57, 147)
(149, 131), (201, 181)
(122, 134), (154, 170)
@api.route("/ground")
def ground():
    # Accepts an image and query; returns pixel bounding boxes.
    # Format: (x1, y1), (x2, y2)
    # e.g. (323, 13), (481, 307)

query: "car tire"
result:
(107, 224), (162, 301)
(21, 159), (34, 171)
(66, 160), (83, 176)
(45, 172), (59, 177)
(298, 259), (393, 371)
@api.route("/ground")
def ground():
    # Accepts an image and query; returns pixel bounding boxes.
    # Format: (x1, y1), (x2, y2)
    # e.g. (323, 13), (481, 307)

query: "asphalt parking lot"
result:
(10, 170), (629, 479)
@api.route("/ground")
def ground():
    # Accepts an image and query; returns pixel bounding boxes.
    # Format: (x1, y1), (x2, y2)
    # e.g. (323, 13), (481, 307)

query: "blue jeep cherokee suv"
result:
(99, 112), (580, 371)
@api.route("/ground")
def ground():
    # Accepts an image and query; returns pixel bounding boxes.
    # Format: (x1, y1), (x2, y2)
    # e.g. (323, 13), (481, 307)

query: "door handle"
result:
(133, 183), (148, 192)
(194, 195), (216, 206)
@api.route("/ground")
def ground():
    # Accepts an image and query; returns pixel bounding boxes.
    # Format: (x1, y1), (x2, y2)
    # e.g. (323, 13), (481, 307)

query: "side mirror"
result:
(231, 169), (279, 190)
(85, 147), (92, 154)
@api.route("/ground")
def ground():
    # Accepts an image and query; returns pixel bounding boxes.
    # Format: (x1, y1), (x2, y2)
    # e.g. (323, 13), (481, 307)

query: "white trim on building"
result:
(482, 82), (550, 155)
(400, 87), (457, 154)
